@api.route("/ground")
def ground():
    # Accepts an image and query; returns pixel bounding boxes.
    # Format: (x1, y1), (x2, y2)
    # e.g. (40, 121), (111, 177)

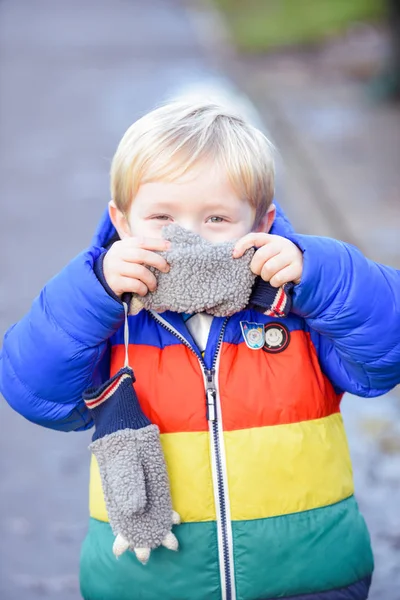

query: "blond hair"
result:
(110, 100), (275, 226)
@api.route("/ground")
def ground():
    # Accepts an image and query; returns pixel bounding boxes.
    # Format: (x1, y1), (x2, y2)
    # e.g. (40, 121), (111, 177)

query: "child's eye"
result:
(152, 215), (172, 221)
(207, 216), (225, 223)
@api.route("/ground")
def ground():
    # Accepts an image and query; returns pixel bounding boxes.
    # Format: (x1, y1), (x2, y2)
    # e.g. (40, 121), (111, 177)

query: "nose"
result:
(176, 218), (200, 236)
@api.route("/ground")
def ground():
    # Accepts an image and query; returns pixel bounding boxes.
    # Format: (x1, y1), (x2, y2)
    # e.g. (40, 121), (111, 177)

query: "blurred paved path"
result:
(229, 30), (400, 600)
(233, 39), (400, 269)
(0, 1), (224, 598)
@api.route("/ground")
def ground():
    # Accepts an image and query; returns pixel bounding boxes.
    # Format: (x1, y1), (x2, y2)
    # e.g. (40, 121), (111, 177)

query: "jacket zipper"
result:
(148, 312), (235, 600)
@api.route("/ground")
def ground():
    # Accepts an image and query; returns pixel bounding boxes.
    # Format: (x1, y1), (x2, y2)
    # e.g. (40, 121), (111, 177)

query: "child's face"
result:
(115, 161), (275, 243)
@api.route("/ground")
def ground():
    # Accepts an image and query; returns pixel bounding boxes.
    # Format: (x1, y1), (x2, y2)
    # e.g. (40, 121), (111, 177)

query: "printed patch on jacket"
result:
(240, 321), (265, 350)
(263, 323), (290, 353)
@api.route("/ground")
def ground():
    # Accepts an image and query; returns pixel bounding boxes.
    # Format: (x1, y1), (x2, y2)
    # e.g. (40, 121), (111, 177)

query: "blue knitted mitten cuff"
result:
(248, 278), (294, 317)
(83, 367), (150, 441)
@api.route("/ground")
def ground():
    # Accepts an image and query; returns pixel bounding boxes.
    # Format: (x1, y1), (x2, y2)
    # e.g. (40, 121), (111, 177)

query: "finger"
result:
(119, 264), (158, 292)
(129, 237), (171, 252)
(172, 510), (181, 525)
(250, 244), (282, 275)
(113, 533), (130, 558)
(269, 264), (301, 288)
(117, 276), (149, 297)
(233, 233), (273, 258)
(122, 248), (170, 273)
(134, 547), (151, 565)
(260, 255), (291, 282)
(161, 531), (179, 552)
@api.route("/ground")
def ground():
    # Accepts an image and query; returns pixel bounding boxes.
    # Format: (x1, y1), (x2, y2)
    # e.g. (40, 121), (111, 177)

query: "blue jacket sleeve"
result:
(289, 234), (400, 397)
(0, 246), (125, 431)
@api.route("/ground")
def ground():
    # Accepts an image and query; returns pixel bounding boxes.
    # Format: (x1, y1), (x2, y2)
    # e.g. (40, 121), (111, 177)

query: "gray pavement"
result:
(0, 1), (224, 598)
(1, 1), (400, 599)
(232, 34), (400, 269)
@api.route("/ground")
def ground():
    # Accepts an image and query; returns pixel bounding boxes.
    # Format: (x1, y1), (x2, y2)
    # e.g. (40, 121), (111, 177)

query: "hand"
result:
(233, 233), (303, 287)
(103, 237), (171, 297)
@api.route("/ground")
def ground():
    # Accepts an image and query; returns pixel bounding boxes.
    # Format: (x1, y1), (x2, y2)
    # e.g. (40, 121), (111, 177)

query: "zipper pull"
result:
(205, 369), (217, 422)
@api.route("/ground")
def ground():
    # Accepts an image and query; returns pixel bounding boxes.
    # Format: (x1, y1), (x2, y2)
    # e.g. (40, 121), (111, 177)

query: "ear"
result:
(255, 203), (276, 233)
(108, 201), (132, 239)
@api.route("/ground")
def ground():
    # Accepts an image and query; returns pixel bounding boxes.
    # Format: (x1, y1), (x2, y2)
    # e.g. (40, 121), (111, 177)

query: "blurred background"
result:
(0, 1), (399, 598)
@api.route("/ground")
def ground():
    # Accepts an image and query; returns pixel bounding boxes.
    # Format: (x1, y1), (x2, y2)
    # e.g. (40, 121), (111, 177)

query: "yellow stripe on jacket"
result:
(89, 413), (353, 523)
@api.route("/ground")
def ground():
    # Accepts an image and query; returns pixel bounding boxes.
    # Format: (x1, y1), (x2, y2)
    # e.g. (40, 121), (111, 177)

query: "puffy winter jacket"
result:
(1, 204), (400, 600)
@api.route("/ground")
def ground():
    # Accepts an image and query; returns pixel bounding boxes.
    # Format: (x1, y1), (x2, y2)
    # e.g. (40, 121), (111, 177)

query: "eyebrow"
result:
(148, 200), (232, 210)
(144, 198), (240, 216)
(145, 201), (175, 211)
(201, 202), (240, 215)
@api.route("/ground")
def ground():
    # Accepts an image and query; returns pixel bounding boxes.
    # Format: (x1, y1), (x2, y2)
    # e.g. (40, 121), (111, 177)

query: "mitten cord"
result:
(123, 301), (130, 368)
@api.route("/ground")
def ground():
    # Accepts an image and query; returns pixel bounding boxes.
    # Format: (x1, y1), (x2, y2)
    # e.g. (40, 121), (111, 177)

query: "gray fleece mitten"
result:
(129, 224), (257, 316)
(83, 367), (180, 564)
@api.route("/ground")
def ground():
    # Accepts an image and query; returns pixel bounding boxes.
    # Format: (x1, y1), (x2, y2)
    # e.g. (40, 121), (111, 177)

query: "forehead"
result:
(134, 161), (243, 206)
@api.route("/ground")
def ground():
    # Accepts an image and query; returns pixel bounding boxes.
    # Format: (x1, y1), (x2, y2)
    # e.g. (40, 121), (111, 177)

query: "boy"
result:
(1, 100), (400, 600)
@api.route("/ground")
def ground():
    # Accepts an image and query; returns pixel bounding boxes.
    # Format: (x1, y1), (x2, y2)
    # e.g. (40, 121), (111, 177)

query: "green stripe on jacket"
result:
(80, 496), (373, 600)
(233, 496), (373, 599)
(80, 520), (221, 600)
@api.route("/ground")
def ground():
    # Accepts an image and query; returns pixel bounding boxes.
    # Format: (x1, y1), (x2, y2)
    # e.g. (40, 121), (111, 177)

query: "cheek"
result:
(128, 219), (164, 239)
(237, 207), (257, 235)
(233, 221), (254, 239)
